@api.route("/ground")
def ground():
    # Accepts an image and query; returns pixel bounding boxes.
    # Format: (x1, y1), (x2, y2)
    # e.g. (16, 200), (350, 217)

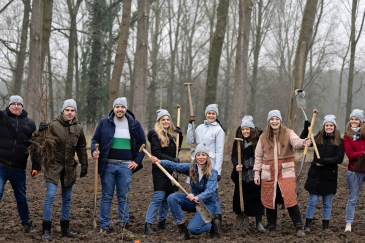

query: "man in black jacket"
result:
(0, 95), (40, 233)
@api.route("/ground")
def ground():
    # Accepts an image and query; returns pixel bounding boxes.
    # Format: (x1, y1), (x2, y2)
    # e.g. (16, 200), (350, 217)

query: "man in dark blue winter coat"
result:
(0, 95), (40, 233)
(91, 97), (145, 233)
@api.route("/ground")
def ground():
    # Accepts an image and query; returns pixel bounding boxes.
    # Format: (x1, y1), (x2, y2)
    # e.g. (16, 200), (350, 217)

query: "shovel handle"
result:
(94, 144), (99, 196)
(304, 109), (318, 155)
(176, 105), (181, 157)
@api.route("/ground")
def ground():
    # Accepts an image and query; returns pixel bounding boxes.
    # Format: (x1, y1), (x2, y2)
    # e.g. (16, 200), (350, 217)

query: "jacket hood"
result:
(6, 107), (28, 118)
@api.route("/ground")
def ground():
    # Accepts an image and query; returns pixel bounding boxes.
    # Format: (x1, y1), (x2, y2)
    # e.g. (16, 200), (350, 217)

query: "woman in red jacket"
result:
(343, 109), (365, 232)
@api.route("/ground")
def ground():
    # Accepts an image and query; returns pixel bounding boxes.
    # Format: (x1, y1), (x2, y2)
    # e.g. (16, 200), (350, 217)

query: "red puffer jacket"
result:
(343, 134), (365, 171)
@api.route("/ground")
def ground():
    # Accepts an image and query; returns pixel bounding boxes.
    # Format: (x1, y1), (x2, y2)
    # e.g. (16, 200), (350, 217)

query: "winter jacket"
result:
(148, 129), (182, 192)
(160, 160), (218, 203)
(300, 128), (344, 195)
(0, 108), (40, 171)
(254, 129), (306, 209)
(91, 109), (146, 175)
(40, 114), (88, 186)
(343, 134), (365, 172)
(187, 121), (225, 175)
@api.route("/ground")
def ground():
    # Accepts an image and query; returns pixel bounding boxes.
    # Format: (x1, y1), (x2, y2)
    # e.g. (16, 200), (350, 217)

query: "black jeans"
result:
(266, 184), (302, 226)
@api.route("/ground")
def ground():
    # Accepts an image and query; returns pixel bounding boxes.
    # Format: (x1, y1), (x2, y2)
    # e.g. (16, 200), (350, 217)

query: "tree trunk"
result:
(203, 0), (230, 114)
(226, 0), (253, 152)
(41, 0), (53, 74)
(286, 0), (318, 131)
(26, 0), (44, 124)
(108, 0), (132, 109)
(13, 0), (30, 95)
(132, 0), (150, 130)
(47, 42), (54, 119)
(337, 43), (350, 132)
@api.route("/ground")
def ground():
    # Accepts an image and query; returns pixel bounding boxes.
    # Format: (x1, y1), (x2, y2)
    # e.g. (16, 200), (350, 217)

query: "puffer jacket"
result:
(0, 108), (40, 170)
(44, 114), (88, 186)
(343, 134), (365, 172)
(187, 121), (225, 175)
(160, 160), (218, 203)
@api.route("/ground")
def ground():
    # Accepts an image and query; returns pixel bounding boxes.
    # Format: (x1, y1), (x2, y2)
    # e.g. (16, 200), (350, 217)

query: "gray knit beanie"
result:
(62, 99), (77, 112)
(241, 115), (255, 129)
(323, 114), (337, 127)
(205, 104), (219, 116)
(156, 109), (171, 122)
(349, 109), (364, 122)
(8, 95), (23, 107)
(194, 143), (210, 157)
(113, 97), (128, 109)
(267, 110), (282, 122)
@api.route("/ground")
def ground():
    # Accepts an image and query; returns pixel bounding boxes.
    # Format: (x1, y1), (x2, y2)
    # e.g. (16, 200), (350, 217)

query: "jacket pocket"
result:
(261, 164), (271, 181)
(282, 162), (295, 179)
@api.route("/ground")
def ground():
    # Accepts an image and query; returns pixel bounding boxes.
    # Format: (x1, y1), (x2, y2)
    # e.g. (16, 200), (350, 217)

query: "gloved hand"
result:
(31, 170), (39, 177)
(80, 169), (87, 178)
(304, 120), (311, 129)
(217, 175), (221, 181)
(317, 158), (325, 165)
(174, 158), (180, 163)
(188, 116), (196, 124)
(39, 122), (48, 130)
(174, 127), (182, 133)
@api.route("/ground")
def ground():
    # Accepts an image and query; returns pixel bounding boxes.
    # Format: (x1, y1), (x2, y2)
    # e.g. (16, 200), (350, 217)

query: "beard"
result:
(115, 112), (125, 119)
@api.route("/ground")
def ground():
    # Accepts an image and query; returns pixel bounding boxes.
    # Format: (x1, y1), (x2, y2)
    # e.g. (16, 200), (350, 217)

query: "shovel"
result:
(139, 144), (213, 224)
(184, 83), (198, 160)
(92, 144), (99, 233)
(233, 138), (249, 229)
(171, 104), (182, 185)
(311, 133), (323, 167)
(295, 89), (308, 121)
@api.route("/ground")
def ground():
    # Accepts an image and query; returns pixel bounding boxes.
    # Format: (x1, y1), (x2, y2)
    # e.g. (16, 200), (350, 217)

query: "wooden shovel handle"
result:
(176, 105), (181, 157)
(94, 144), (99, 196)
(304, 109), (318, 155)
(234, 138), (244, 213)
(184, 83), (194, 116)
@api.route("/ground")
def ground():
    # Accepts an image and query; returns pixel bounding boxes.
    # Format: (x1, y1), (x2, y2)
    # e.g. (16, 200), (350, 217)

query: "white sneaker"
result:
(345, 222), (351, 232)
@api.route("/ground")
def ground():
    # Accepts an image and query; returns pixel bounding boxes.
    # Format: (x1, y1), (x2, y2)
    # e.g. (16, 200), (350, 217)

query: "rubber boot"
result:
(305, 218), (312, 232)
(42, 221), (52, 240)
(216, 214), (223, 233)
(158, 219), (174, 232)
(22, 220), (36, 233)
(296, 223), (306, 238)
(256, 217), (265, 231)
(210, 218), (220, 238)
(268, 224), (277, 237)
(322, 220), (331, 232)
(176, 223), (190, 241)
(144, 222), (155, 235)
(60, 220), (77, 237)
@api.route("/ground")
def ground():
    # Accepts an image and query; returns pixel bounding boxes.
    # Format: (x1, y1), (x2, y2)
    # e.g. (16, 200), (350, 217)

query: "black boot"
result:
(216, 214), (223, 233)
(42, 221), (52, 240)
(296, 223), (306, 238)
(323, 220), (331, 232)
(268, 224), (277, 237)
(305, 218), (312, 232)
(144, 222), (155, 235)
(176, 223), (190, 241)
(256, 217), (265, 231)
(210, 218), (220, 238)
(22, 220), (36, 233)
(158, 219), (174, 232)
(60, 220), (77, 237)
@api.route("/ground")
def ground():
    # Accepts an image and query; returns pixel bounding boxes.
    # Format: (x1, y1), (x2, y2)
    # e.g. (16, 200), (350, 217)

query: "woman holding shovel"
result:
(144, 109), (182, 235)
(254, 110), (311, 238)
(299, 115), (344, 232)
(343, 109), (365, 232)
(231, 116), (265, 231)
(149, 143), (220, 240)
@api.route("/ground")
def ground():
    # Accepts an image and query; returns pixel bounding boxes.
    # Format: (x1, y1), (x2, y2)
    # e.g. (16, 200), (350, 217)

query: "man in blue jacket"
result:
(0, 95), (40, 233)
(91, 97), (145, 233)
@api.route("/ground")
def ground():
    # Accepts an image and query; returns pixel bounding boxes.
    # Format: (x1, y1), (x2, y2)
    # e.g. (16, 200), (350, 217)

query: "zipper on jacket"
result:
(10, 116), (19, 165)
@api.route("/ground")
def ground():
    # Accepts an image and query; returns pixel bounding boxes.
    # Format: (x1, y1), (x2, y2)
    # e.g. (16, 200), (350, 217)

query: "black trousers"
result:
(266, 184), (302, 226)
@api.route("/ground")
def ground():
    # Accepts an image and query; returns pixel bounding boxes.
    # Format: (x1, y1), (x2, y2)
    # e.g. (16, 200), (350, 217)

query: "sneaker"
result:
(22, 220), (36, 233)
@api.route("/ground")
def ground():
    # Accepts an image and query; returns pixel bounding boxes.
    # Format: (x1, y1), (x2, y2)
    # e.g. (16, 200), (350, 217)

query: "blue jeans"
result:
(345, 171), (365, 223)
(167, 193), (216, 235)
(215, 189), (222, 215)
(145, 191), (172, 224)
(43, 172), (73, 221)
(99, 163), (133, 229)
(0, 165), (30, 224)
(306, 193), (334, 220)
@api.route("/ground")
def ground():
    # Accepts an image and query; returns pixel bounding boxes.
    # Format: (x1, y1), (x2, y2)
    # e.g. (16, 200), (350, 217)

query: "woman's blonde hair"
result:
(345, 122), (365, 140)
(154, 116), (176, 147)
(263, 122), (287, 148)
(189, 155), (212, 183)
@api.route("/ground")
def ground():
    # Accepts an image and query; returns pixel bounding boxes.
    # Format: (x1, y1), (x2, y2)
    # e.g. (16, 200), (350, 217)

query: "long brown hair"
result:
(237, 127), (261, 151)
(263, 123), (287, 148)
(154, 116), (176, 148)
(345, 122), (365, 140)
(313, 128), (341, 147)
(189, 156), (212, 183)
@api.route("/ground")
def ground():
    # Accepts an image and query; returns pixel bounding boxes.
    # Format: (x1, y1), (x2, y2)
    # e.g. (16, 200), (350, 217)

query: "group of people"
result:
(0, 94), (365, 240)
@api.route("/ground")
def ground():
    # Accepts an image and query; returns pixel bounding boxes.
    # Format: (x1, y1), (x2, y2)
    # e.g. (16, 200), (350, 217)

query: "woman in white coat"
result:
(187, 104), (225, 229)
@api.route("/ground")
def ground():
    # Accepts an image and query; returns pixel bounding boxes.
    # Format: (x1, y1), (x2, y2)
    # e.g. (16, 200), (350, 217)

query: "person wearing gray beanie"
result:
(62, 99), (77, 113)
(205, 104), (219, 116)
(267, 110), (282, 122)
(349, 109), (364, 123)
(156, 109), (171, 122)
(113, 97), (128, 109)
(9, 95), (24, 107)
(323, 114), (337, 127)
(194, 143), (210, 157)
(241, 115), (255, 129)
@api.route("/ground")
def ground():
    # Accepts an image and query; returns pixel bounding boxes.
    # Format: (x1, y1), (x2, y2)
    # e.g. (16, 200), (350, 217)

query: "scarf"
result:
(352, 127), (360, 141)
(241, 139), (255, 182)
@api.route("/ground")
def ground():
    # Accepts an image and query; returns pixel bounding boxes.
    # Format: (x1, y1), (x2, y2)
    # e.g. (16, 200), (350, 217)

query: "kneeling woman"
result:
(231, 116), (265, 230)
(254, 110), (311, 238)
(149, 144), (219, 240)
(300, 115), (344, 232)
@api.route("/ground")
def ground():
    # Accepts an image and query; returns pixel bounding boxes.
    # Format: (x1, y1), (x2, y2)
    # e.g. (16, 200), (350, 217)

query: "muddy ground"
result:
(1, 149), (365, 243)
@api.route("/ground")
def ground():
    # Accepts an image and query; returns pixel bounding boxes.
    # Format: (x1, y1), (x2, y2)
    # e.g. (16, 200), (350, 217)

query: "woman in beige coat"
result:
(254, 110), (311, 238)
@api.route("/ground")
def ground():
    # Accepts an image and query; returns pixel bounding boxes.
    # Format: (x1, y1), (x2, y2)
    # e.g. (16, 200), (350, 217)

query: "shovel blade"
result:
(93, 218), (97, 233)
(234, 214), (249, 229)
(295, 89), (306, 109)
(196, 200), (214, 224)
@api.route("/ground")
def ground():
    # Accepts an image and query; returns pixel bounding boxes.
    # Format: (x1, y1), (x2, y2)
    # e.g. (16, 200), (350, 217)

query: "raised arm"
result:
(289, 130), (306, 150)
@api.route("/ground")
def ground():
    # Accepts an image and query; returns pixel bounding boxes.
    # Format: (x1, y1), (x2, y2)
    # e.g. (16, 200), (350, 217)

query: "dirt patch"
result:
(1, 150), (365, 242)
